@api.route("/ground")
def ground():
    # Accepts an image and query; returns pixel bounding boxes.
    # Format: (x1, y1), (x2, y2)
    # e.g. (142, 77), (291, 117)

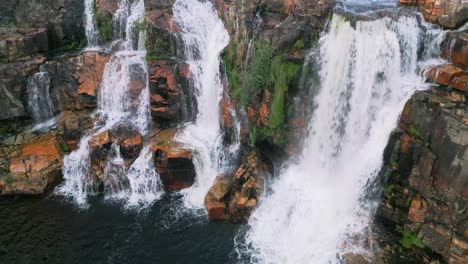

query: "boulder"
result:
(0, 133), (63, 195)
(149, 129), (195, 190)
(110, 125), (143, 159)
(425, 64), (465, 86)
(205, 150), (269, 222)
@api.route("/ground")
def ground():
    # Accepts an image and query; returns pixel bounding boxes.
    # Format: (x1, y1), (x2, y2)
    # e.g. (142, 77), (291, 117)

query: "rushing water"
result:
(173, 0), (232, 209)
(84, 0), (100, 47)
(56, 0), (155, 206)
(243, 14), (431, 263)
(27, 72), (54, 124)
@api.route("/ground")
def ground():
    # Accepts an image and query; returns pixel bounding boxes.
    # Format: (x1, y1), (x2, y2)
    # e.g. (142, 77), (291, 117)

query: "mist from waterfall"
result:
(243, 14), (430, 263)
(173, 0), (231, 209)
(56, 0), (160, 207)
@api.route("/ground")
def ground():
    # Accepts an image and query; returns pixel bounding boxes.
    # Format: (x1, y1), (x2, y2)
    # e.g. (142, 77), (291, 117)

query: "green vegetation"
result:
(397, 226), (425, 249)
(2, 174), (13, 185)
(294, 39), (305, 49)
(240, 43), (275, 105)
(408, 125), (420, 138)
(61, 143), (71, 153)
(222, 40), (302, 147)
(391, 160), (399, 170)
(383, 184), (396, 198)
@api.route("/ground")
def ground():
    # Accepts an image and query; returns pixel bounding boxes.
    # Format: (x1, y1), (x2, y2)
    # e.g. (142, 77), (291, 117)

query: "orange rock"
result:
(4, 134), (63, 195)
(426, 65), (465, 86)
(400, 133), (412, 154)
(408, 196), (428, 223)
(74, 51), (110, 96)
(89, 131), (110, 150)
(451, 75), (468, 92)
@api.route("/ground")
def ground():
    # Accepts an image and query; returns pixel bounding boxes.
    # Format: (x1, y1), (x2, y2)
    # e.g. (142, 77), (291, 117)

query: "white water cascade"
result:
(244, 15), (429, 263)
(84, 0), (100, 47)
(27, 72), (54, 124)
(173, 0), (231, 209)
(56, 0), (158, 206)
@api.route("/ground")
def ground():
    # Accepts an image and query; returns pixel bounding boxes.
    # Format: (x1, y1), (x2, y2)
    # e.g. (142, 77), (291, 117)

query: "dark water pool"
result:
(0, 194), (244, 264)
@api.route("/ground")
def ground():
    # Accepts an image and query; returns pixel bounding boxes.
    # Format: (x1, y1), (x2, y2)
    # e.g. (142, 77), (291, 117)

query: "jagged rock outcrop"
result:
(148, 129), (196, 191)
(44, 51), (110, 111)
(148, 60), (187, 123)
(378, 87), (467, 263)
(0, 28), (48, 62)
(205, 150), (270, 222)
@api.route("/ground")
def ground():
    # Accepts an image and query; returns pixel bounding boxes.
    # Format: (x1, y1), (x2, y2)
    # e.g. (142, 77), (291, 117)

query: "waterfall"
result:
(27, 72), (54, 124)
(173, 0), (231, 209)
(84, 0), (100, 47)
(56, 0), (155, 206)
(244, 14), (429, 263)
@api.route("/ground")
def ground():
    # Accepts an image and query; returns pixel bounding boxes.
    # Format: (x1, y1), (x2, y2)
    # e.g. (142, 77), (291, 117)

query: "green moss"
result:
(2, 174), (13, 185)
(409, 125), (420, 138)
(61, 143), (71, 153)
(250, 127), (257, 146)
(294, 39), (305, 50)
(145, 54), (173, 61)
(383, 184), (396, 198)
(96, 12), (113, 42)
(397, 227), (425, 249)
(391, 160), (399, 170)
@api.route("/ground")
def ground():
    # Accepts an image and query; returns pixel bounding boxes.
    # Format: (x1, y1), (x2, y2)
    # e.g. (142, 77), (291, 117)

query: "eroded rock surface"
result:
(378, 87), (467, 263)
(205, 150), (270, 222)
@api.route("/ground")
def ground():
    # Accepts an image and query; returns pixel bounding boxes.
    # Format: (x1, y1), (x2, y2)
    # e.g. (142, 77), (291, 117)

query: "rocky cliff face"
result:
(377, 24), (468, 262)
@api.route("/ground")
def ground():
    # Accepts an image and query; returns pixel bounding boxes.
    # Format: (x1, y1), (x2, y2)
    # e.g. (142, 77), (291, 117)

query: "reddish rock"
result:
(110, 125), (143, 159)
(96, 0), (119, 16)
(89, 131), (111, 151)
(408, 196), (428, 223)
(441, 31), (468, 68)
(148, 60), (183, 121)
(74, 51), (110, 97)
(205, 151), (269, 222)
(149, 129), (195, 191)
(400, 0), (468, 28)
(451, 75), (468, 92)
(426, 64), (465, 86)
(177, 63), (191, 78)
(1, 134), (63, 195)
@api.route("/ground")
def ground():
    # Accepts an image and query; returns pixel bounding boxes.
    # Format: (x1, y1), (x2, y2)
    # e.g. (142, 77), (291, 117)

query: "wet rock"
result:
(205, 150), (270, 222)
(0, 133), (63, 195)
(0, 55), (46, 120)
(44, 51), (110, 111)
(0, 28), (48, 62)
(110, 125), (143, 159)
(343, 253), (370, 264)
(56, 109), (94, 151)
(149, 129), (195, 191)
(148, 60), (185, 123)
(378, 87), (467, 263)
(425, 64), (465, 86)
(441, 31), (468, 68)
(74, 51), (110, 97)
